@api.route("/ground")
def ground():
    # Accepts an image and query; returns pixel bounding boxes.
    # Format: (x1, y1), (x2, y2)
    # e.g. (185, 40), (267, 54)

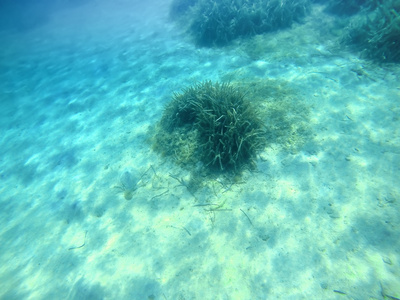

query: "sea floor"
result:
(0, 1), (399, 299)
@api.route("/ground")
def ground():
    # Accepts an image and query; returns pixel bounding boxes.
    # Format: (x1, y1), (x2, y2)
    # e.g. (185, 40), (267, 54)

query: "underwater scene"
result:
(0, 0), (399, 299)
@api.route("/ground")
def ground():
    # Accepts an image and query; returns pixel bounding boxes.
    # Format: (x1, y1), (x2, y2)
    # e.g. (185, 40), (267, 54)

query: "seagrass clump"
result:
(154, 81), (266, 172)
(343, 0), (400, 63)
(169, 0), (311, 47)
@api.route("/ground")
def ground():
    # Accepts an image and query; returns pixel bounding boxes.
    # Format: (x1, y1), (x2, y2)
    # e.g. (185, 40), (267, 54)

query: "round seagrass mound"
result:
(153, 81), (266, 172)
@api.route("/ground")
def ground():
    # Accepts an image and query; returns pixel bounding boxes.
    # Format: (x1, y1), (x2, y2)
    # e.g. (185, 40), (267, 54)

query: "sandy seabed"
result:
(0, 1), (399, 299)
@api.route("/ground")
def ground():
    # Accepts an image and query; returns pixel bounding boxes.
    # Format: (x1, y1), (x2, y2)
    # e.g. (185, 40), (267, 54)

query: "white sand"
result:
(0, 1), (399, 299)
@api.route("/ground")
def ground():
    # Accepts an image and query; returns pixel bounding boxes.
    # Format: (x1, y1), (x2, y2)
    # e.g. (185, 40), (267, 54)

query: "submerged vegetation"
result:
(343, 0), (400, 63)
(152, 81), (266, 172)
(311, 0), (400, 63)
(317, 0), (373, 16)
(151, 79), (311, 178)
(170, 0), (311, 46)
(169, 0), (400, 63)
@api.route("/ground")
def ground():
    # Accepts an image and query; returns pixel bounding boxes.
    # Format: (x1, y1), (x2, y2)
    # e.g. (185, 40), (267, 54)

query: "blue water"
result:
(1, 0), (399, 299)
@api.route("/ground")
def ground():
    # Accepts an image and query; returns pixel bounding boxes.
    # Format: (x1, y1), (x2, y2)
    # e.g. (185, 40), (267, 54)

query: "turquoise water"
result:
(1, 1), (399, 299)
